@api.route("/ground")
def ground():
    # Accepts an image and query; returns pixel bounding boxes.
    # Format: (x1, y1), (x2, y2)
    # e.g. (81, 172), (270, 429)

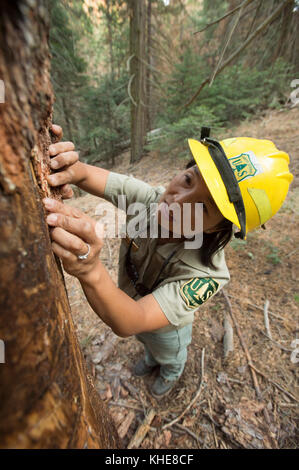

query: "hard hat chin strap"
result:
(199, 127), (247, 239)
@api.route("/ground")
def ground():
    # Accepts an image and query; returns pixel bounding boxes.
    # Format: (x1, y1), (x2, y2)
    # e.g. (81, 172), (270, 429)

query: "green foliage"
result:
(80, 73), (130, 163)
(198, 60), (291, 124)
(146, 105), (219, 158)
(146, 55), (292, 159)
(160, 47), (209, 123)
(49, 0), (296, 167)
(153, 0), (294, 158)
(50, 0), (130, 164)
(50, 0), (90, 144)
(211, 303), (221, 312)
(159, 58), (291, 139)
(230, 238), (247, 251)
(266, 246), (282, 265)
(229, 235), (256, 259)
(259, 239), (283, 265)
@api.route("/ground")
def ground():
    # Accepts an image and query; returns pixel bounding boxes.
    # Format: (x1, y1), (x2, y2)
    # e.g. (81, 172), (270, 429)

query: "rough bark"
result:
(0, 0), (119, 449)
(129, 0), (147, 163)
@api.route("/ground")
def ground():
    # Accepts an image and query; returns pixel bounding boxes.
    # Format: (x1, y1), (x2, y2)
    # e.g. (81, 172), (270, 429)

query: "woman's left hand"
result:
(43, 197), (104, 282)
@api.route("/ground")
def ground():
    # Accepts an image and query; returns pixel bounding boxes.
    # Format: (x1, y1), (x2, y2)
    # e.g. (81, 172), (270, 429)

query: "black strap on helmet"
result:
(199, 127), (246, 239)
(200, 126), (211, 140)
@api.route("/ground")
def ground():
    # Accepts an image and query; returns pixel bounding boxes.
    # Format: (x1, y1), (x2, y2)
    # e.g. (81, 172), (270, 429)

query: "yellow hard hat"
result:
(188, 128), (293, 239)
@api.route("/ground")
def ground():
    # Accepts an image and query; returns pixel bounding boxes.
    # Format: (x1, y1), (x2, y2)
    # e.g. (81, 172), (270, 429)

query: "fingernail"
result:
(47, 214), (57, 224)
(51, 160), (58, 169)
(47, 175), (56, 185)
(43, 198), (54, 208)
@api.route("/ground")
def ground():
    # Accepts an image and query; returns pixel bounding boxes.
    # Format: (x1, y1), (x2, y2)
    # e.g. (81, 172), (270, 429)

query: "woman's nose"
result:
(173, 192), (188, 205)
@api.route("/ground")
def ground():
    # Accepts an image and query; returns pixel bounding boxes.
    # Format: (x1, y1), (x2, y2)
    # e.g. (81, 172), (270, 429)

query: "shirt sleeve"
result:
(104, 171), (165, 208)
(152, 276), (227, 327)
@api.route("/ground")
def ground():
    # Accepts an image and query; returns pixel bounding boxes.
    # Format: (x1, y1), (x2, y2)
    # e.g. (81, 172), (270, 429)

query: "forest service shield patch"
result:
(228, 151), (261, 183)
(180, 277), (219, 309)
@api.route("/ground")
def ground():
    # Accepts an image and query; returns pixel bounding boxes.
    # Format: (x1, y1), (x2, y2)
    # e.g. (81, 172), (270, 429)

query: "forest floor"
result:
(65, 106), (299, 449)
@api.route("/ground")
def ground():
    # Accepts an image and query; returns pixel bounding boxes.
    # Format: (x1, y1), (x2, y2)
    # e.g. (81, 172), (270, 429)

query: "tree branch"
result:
(183, 0), (293, 110)
(193, 0), (255, 35)
(209, 0), (249, 87)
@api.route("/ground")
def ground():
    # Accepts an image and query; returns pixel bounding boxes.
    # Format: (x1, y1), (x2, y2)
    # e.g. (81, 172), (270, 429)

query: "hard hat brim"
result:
(188, 138), (241, 230)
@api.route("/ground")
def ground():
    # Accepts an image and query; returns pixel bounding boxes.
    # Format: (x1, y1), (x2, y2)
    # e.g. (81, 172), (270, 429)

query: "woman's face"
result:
(157, 164), (224, 236)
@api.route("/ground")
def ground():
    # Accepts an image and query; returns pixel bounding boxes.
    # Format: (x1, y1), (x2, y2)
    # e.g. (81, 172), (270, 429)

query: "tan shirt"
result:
(104, 171), (230, 332)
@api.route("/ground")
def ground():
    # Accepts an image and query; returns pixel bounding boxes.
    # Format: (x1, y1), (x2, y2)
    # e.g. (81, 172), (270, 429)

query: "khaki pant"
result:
(136, 323), (192, 381)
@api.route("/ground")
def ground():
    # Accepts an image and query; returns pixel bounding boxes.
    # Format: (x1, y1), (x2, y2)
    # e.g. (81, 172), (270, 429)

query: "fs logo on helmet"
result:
(229, 152), (260, 183)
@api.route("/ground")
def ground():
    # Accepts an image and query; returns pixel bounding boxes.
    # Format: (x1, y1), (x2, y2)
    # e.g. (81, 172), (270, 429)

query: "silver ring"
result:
(77, 243), (90, 260)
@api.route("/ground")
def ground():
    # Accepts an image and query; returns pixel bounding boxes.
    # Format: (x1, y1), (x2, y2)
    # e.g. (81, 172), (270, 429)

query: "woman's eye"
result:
(184, 174), (191, 185)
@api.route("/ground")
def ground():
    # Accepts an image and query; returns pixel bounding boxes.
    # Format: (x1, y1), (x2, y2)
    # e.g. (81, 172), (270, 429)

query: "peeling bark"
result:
(0, 0), (119, 449)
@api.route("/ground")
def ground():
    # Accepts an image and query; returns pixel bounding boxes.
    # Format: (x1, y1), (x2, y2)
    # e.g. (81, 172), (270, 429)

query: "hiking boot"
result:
(133, 358), (155, 377)
(150, 375), (177, 399)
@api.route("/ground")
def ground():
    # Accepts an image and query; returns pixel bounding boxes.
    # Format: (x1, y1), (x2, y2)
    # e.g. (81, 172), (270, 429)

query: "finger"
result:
(43, 197), (82, 218)
(49, 141), (75, 157)
(47, 168), (75, 187)
(50, 227), (89, 257)
(50, 151), (79, 170)
(61, 184), (74, 199)
(46, 212), (95, 244)
(50, 124), (63, 140)
(51, 241), (77, 263)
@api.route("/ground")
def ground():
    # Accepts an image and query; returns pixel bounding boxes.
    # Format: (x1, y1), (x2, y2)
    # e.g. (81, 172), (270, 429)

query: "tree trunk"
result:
(105, 0), (115, 82)
(270, 1), (293, 64)
(0, 0), (119, 449)
(129, 0), (147, 163)
(146, 0), (152, 133)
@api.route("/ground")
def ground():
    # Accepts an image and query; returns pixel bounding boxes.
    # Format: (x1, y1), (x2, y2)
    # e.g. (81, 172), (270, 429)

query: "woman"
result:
(44, 124), (293, 399)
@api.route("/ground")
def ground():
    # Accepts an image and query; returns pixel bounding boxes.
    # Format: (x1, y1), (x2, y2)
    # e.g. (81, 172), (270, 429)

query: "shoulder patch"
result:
(180, 277), (219, 308)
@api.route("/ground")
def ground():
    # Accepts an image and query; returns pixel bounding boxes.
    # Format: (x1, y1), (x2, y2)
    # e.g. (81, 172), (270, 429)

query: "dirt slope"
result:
(65, 107), (299, 449)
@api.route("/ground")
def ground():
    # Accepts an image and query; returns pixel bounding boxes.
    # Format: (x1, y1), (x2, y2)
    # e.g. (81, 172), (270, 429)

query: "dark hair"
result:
(185, 159), (233, 269)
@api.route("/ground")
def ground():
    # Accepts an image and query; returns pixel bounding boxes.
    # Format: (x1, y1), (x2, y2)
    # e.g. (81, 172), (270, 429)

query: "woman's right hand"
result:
(47, 124), (81, 199)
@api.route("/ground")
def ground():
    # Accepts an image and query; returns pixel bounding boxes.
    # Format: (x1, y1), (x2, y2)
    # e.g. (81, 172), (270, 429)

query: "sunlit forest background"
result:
(49, 0), (299, 166)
